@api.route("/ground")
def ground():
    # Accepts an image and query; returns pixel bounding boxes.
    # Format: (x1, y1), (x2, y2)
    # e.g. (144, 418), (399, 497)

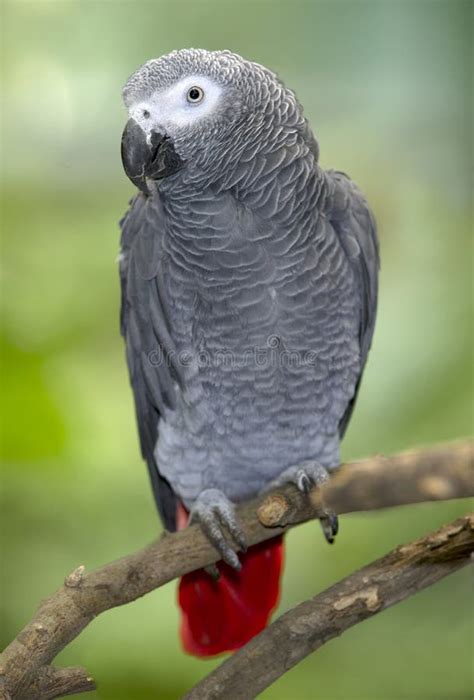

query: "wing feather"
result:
(325, 170), (379, 436)
(119, 193), (178, 531)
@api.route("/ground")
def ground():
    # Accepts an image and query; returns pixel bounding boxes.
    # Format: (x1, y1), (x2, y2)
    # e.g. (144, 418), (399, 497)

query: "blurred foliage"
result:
(1, 1), (472, 699)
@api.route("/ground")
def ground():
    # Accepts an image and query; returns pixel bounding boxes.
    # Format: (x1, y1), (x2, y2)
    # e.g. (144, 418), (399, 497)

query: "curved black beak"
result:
(121, 119), (184, 194)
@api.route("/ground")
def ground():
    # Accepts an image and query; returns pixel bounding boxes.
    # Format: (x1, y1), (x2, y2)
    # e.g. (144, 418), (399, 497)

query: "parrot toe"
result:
(270, 461), (339, 544)
(190, 488), (247, 570)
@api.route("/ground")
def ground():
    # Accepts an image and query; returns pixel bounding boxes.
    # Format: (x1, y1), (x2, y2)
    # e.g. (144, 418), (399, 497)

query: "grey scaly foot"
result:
(189, 488), (247, 570)
(270, 461), (339, 544)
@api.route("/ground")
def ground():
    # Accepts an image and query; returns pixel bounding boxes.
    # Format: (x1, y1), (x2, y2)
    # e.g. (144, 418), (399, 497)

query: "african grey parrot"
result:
(119, 48), (379, 656)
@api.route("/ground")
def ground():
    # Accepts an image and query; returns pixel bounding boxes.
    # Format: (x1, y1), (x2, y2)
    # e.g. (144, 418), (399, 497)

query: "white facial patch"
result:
(128, 75), (224, 136)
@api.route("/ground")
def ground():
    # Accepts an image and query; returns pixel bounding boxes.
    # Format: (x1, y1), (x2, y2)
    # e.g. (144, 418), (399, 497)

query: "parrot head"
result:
(121, 48), (306, 193)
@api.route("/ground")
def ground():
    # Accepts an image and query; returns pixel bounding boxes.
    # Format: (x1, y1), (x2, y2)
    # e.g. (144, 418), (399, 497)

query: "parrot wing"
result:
(326, 170), (380, 437)
(119, 192), (181, 531)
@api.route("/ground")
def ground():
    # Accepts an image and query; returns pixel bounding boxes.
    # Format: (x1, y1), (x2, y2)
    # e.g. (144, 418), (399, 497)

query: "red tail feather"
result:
(176, 503), (284, 657)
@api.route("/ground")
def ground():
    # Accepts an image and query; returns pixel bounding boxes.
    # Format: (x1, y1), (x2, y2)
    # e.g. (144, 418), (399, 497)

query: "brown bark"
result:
(13, 667), (95, 700)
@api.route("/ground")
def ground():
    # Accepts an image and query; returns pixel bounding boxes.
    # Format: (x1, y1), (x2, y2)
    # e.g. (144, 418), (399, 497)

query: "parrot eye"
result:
(186, 86), (204, 104)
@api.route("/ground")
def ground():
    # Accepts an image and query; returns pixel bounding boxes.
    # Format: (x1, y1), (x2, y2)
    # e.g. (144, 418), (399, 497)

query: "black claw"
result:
(320, 513), (338, 544)
(223, 519), (247, 553)
(329, 513), (339, 537)
(225, 551), (241, 570)
(204, 564), (221, 581)
(321, 523), (335, 544)
(215, 535), (241, 570)
(238, 540), (248, 553)
(234, 530), (248, 553)
(298, 472), (312, 494)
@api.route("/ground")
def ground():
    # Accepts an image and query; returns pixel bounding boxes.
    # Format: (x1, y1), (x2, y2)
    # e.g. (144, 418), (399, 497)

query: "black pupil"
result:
(189, 88), (201, 101)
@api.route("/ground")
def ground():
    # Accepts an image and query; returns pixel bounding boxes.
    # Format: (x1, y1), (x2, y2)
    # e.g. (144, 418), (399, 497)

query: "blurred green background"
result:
(1, 1), (472, 698)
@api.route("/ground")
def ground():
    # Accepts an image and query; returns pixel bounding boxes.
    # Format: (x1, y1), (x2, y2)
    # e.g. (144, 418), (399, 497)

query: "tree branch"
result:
(12, 667), (95, 700)
(183, 514), (474, 700)
(1, 440), (472, 698)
